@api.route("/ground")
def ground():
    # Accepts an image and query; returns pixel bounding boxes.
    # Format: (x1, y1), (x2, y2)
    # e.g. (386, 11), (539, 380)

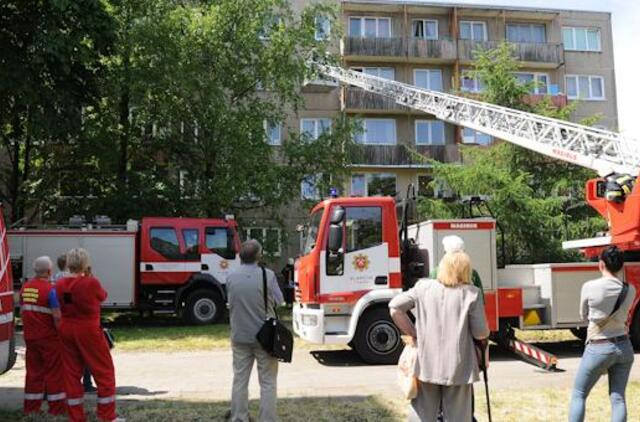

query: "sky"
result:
(390, 0), (640, 136)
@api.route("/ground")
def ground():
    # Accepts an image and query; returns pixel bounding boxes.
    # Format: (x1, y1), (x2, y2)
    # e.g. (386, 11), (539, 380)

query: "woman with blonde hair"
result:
(389, 250), (489, 421)
(55, 248), (120, 422)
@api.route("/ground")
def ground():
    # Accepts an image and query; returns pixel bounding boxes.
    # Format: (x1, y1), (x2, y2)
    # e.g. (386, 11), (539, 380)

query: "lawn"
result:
(4, 382), (639, 421)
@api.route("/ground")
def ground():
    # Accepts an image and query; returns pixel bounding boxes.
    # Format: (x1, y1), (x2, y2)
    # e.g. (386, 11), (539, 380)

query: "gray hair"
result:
(66, 248), (91, 274)
(33, 256), (53, 277)
(240, 239), (262, 264)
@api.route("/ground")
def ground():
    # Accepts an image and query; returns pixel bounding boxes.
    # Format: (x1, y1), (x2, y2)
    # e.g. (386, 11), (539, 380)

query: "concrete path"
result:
(1, 339), (639, 409)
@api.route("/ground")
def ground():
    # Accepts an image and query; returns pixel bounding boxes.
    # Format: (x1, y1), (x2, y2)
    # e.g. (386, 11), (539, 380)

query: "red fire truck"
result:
(9, 216), (241, 325)
(292, 64), (640, 366)
(0, 205), (16, 375)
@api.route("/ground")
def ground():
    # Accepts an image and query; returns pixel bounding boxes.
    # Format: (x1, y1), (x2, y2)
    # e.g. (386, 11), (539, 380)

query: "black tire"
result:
(631, 309), (640, 350)
(353, 306), (403, 365)
(183, 289), (224, 325)
(570, 327), (588, 342)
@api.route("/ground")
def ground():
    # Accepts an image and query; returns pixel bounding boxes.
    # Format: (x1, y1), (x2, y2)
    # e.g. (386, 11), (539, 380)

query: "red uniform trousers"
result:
(24, 336), (67, 415)
(59, 320), (116, 422)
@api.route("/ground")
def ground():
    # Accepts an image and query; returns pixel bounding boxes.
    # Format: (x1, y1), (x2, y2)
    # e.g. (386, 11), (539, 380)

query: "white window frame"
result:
(562, 26), (602, 52)
(412, 19), (439, 40)
(462, 128), (492, 145)
(264, 120), (282, 145)
(300, 118), (331, 140)
(415, 120), (445, 145)
(314, 15), (331, 41)
(565, 75), (605, 101)
(351, 173), (397, 197)
(460, 73), (484, 93)
(505, 22), (547, 44)
(413, 69), (443, 91)
(355, 118), (397, 145)
(259, 16), (283, 41)
(352, 67), (395, 80)
(301, 174), (322, 201)
(459, 20), (487, 41)
(348, 16), (392, 38)
(243, 227), (282, 256)
(514, 72), (550, 95)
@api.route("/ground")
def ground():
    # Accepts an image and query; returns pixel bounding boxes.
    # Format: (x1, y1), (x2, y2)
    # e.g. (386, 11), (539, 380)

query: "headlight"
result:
(301, 314), (318, 326)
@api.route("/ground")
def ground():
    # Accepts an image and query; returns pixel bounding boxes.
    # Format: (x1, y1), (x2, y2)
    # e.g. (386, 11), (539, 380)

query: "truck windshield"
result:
(303, 209), (323, 255)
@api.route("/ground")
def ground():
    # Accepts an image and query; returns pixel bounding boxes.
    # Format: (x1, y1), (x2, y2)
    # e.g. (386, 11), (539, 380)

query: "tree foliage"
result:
(420, 42), (607, 265)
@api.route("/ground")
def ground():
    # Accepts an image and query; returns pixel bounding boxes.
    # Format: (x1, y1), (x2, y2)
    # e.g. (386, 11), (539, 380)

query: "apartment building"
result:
(246, 0), (619, 267)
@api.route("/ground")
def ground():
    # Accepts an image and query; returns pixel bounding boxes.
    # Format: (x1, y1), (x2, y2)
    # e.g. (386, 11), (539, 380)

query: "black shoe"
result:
(84, 385), (98, 393)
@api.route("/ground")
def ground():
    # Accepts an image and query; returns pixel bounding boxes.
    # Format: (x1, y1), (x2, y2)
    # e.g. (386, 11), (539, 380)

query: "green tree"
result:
(420, 42), (606, 265)
(0, 0), (115, 222)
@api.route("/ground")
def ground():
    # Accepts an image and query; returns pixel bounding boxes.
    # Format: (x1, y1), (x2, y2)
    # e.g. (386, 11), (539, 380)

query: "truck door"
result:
(141, 226), (196, 285)
(200, 226), (239, 284)
(320, 205), (389, 297)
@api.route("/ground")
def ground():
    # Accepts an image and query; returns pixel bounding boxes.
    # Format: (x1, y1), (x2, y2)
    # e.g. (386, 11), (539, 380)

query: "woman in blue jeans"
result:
(569, 246), (636, 422)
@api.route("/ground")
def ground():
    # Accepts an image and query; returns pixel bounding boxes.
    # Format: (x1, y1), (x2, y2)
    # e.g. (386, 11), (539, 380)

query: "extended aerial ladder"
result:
(311, 62), (640, 370)
(312, 62), (640, 253)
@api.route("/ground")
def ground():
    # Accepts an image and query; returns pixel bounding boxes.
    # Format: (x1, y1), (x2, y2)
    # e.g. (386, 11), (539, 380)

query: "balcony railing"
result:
(348, 144), (460, 167)
(523, 94), (568, 108)
(344, 87), (408, 112)
(408, 39), (457, 60)
(342, 37), (404, 57)
(457, 40), (564, 65)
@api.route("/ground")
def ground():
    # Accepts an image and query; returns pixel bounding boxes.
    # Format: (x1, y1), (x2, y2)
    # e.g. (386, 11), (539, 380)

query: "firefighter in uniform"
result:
(55, 248), (119, 422)
(20, 256), (66, 416)
(605, 173), (635, 203)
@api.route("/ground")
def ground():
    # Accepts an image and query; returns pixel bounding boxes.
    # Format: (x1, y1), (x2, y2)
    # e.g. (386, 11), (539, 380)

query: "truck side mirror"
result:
(327, 224), (343, 254)
(330, 206), (345, 224)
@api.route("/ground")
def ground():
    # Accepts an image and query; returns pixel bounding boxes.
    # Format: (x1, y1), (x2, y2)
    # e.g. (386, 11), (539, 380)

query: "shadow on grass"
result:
(0, 392), (402, 422)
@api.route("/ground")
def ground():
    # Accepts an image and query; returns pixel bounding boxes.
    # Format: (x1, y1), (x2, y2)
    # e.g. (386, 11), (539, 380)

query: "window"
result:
(244, 228), (282, 256)
(259, 16), (282, 40)
(349, 17), (391, 38)
(205, 227), (236, 259)
(565, 75), (605, 100)
(301, 118), (331, 140)
(414, 69), (443, 91)
(182, 229), (199, 260)
(462, 128), (492, 145)
(461, 73), (485, 93)
(459, 21), (487, 41)
(345, 207), (383, 253)
(415, 120), (445, 145)
(150, 228), (182, 260)
(412, 19), (438, 40)
(301, 174), (322, 200)
(315, 15), (331, 40)
(352, 67), (395, 80)
(303, 209), (323, 255)
(515, 72), (549, 95)
(506, 23), (546, 43)
(354, 119), (396, 145)
(417, 174), (434, 197)
(264, 120), (281, 145)
(562, 27), (601, 52)
(351, 173), (396, 197)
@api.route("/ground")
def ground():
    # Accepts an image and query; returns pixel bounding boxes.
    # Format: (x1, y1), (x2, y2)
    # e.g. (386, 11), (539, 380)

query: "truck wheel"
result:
(183, 289), (224, 325)
(353, 307), (403, 365)
(631, 309), (640, 350)
(570, 327), (587, 342)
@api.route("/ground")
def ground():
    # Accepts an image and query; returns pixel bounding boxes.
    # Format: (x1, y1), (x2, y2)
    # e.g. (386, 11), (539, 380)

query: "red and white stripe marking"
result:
(510, 339), (558, 367)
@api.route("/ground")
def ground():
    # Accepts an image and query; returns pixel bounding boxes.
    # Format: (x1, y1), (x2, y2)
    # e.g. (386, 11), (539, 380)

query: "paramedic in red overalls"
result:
(20, 256), (66, 416)
(55, 248), (118, 422)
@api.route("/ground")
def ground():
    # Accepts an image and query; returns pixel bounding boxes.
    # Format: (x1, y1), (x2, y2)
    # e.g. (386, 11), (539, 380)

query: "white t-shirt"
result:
(580, 276), (636, 342)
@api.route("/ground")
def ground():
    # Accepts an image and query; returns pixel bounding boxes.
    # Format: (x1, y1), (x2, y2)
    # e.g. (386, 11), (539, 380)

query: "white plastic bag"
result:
(397, 335), (418, 400)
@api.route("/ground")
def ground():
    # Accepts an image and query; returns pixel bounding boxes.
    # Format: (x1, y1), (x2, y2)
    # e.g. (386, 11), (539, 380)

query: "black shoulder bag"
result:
(610, 281), (630, 318)
(256, 266), (293, 363)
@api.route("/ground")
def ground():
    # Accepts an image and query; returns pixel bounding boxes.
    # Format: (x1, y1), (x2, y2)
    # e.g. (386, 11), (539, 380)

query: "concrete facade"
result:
(254, 0), (619, 270)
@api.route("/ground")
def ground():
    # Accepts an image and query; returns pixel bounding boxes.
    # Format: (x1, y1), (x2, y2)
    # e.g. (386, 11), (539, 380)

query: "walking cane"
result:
(479, 340), (492, 422)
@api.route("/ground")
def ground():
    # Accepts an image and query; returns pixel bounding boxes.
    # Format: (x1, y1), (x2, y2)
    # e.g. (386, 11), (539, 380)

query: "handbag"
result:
(255, 266), (293, 362)
(396, 336), (418, 400)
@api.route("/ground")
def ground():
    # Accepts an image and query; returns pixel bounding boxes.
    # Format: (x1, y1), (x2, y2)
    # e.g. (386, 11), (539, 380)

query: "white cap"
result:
(442, 235), (465, 253)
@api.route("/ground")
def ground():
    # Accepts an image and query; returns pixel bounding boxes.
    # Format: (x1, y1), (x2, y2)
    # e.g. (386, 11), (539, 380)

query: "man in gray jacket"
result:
(227, 239), (284, 422)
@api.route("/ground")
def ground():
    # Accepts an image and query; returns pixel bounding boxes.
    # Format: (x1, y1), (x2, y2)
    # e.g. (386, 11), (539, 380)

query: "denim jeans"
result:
(569, 339), (634, 422)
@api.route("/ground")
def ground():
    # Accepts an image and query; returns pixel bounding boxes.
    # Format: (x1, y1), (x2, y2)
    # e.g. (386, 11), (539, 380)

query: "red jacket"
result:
(55, 275), (107, 326)
(20, 278), (59, 340)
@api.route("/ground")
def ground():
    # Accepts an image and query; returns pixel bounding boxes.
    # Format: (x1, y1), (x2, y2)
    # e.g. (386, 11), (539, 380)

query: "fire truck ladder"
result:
(313, 62), (640, 177)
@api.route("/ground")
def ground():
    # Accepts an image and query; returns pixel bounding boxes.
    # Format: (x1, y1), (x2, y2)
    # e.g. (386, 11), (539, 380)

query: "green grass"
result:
(4, 382), (639, 421)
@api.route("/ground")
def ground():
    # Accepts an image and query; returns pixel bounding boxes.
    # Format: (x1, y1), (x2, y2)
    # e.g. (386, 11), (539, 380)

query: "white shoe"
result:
(112, 418), (126, 422)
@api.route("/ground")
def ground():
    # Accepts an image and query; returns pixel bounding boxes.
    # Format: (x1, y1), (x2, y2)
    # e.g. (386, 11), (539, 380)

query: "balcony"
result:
(343, 87), (408, 113)
(457, 40), (564, 68)
(408, 39), (457, 62)
(342, 37), (404, 60)
(523, 94), (568, 108)
(348, 144), (460, 168)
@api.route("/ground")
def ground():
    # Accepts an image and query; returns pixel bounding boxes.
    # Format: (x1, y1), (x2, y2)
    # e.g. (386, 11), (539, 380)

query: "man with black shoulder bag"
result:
(226, 240), (284, 422)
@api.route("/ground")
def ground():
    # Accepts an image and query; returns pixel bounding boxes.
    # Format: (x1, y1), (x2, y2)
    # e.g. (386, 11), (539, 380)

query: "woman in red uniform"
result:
(55, 248), (118, 422)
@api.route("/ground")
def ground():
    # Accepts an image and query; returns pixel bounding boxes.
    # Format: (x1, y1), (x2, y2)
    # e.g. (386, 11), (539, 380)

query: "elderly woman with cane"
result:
(390, 249), (490, 421)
